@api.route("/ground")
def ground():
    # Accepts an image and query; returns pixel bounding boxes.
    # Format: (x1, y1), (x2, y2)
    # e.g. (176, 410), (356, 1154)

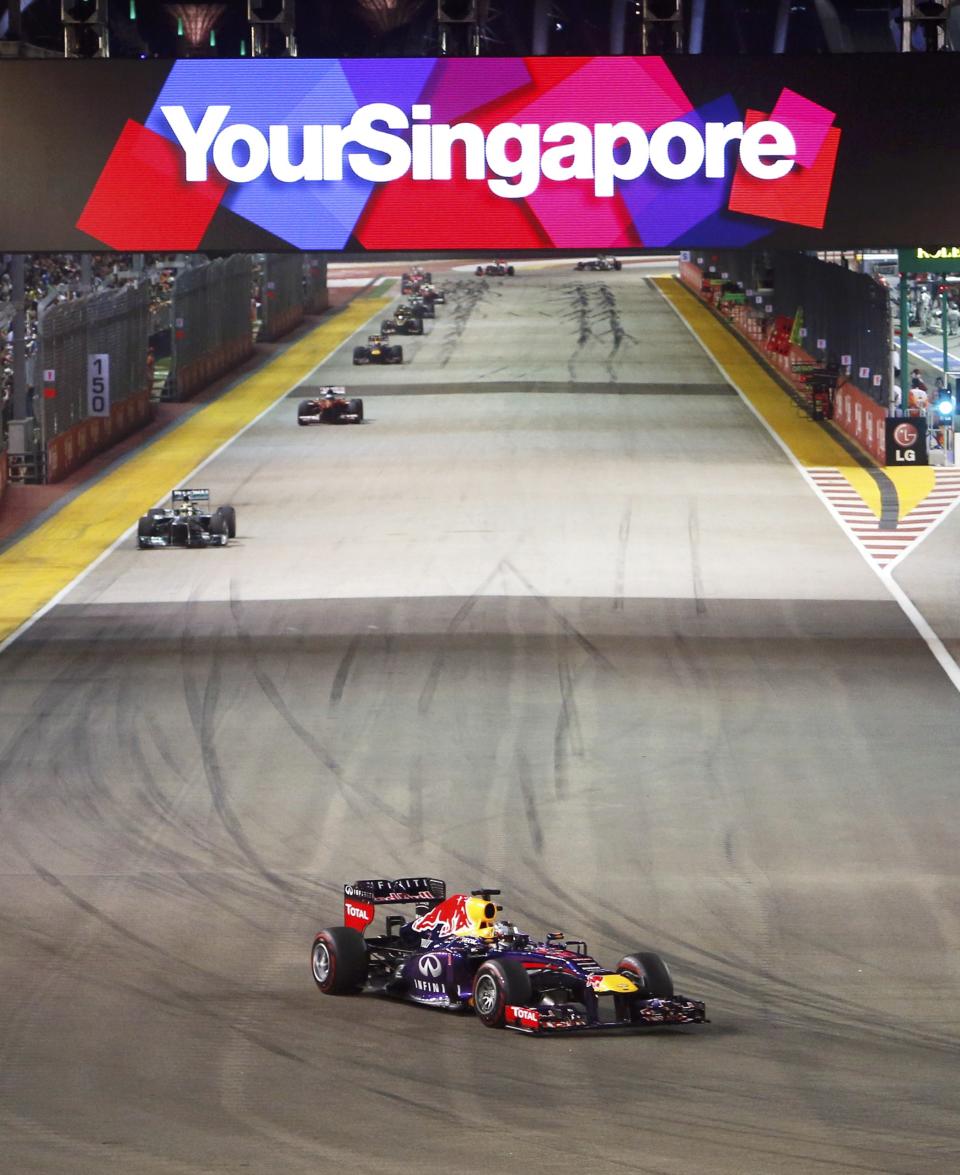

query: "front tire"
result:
(218, 505), (237, 538)
(209, 513), (228, 546)
(475, 266), (483, 276)
(472, 958), (532, 1028)
(507, 265), (515, 276)
(617, 951), (674, 999)
(312, 926), (368, 994)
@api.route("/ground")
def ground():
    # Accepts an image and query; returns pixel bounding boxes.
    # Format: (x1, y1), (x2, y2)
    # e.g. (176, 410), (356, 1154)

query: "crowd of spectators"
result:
(1, 254), (179, 430)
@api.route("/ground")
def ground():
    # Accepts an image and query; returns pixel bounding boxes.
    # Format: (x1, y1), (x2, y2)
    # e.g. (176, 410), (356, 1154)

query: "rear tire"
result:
(312, 926), (369, 994)
(352, 346), (366, 364)
(348, 398), (364, 421)
(507, 265), (515, 276)
(617, 951), (674, 999)
(392, 346), (403, 364)
(614, 259), (622, 270)
(137, 515), (153, 548)
(472, 958), (532, 1028)
(297, 399), (313, 426)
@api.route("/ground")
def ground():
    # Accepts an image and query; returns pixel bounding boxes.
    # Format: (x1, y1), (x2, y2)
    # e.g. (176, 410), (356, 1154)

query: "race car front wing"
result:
(504, 997), (707, 1034)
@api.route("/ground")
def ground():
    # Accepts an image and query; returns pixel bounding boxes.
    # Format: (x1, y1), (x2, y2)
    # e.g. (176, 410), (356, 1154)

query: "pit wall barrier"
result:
(45, 386), (153, 484)
(679, 260), (886, 464)
(0, 448), (7, 507)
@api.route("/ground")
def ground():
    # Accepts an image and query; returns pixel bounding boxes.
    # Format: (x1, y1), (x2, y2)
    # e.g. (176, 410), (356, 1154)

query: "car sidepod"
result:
(400, 950), (460, 1007)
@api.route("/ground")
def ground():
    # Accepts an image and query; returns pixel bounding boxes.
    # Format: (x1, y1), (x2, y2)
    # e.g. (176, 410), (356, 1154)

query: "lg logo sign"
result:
(887, 418), (927, 466)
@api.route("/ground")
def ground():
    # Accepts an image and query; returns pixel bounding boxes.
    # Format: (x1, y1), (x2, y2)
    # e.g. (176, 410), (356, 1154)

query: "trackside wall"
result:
(38, 282), (154, 483)
(259, 253), (306, 342)
(679, 256), (888, 463)
(303, 254), (329, 315)
(169, 255), (255, 402)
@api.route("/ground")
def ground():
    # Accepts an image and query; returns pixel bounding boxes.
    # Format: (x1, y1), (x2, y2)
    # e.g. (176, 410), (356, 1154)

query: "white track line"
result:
(655, 278), (960, 696)
(0, 299), (387, 658)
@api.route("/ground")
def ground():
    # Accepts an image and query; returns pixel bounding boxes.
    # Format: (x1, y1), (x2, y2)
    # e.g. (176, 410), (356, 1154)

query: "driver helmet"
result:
(323, 388), (337, 398)
(492, 920), (521, 947)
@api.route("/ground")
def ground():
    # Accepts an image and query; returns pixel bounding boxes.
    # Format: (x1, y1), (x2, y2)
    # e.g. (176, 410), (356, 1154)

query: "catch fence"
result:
(35, 282), (152, 482)
(167, 254), (255, 401)
(258, 253), (305, 342)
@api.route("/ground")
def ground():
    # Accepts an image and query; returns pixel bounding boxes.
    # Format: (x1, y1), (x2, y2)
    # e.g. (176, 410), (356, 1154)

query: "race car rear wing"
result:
(172, 488), (210, 502)
(343, 877), (446, 932)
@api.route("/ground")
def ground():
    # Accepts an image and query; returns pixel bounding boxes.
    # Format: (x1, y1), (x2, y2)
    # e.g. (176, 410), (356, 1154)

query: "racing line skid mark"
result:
(0, 295), (392, 654)
(809, 467), (960, 570)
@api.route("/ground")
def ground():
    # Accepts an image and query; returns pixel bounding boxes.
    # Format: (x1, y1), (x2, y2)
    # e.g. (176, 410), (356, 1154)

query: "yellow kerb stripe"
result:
(0, 298), (391, 646)
(657, 278), (935, 521)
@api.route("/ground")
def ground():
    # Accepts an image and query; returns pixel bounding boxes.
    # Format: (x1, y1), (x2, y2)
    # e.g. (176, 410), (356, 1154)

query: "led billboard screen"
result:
(0, 56), (953, 251)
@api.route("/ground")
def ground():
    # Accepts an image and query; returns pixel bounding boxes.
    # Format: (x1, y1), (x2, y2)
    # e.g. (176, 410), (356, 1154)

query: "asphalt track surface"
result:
(2, 268), (959, 1175)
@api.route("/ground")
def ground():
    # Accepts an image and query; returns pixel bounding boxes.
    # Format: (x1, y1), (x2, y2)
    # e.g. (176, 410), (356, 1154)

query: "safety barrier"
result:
(44, 387), (153, 483)
(303, 253), (329, 315)
(833, 383), (887, 464)
(26, 282), (153, 483)
(37, 282), (150, 443)
(0, 447), (7, 509)
(680, 258), (888, 464)
(168, 254), (255, 402)
(684, 251), (890, 405)
(259, 253), (305, 342)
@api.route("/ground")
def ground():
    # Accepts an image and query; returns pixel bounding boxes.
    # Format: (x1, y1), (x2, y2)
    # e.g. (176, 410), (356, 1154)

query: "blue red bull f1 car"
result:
(311, 877), (706, 1034)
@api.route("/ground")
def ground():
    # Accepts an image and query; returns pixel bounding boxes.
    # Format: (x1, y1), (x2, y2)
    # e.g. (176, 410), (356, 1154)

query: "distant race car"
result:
(400, 267), (432, 294)
(311, 876), (707, 1035)
(419, 283), (446, 305)
(381, 304), (425, 336)
(353, 334), (403, 365)
(297, 387), (364, 425)
(407, 294), (435, 319)
(137, 488), (236, 549)
(475, 260), (515, 277)
(575, 255), (623, 271)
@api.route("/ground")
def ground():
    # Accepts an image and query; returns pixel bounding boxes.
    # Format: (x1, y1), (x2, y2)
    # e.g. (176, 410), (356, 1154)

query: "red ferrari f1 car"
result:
(311, 876), (706, 1034)
(297, 387), (364, 425)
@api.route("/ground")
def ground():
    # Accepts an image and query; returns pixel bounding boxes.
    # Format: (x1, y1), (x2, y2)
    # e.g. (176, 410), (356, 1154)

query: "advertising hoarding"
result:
(0, 55), (953, 251)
